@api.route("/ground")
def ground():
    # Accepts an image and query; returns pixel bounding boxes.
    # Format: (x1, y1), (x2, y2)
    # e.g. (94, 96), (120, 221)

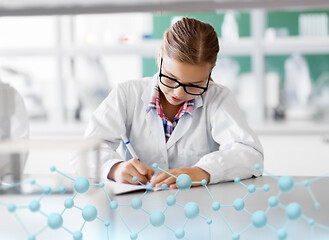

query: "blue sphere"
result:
(166, 195), (176, 206)
(43, 186), (52, 195)
(309, 219), (315, 226)
(99, 182), (105, 188)
(232, 233), (240, 240)
(234, 178), (240, 184)
(248, 185), (256, 193)
(233, 199), (244, 211)
(175, 228), (185, 239)
(252, 211), (267, 228)
(29, 200), (40, 212)
(130, 232), (138, 240)
(74, 176), (90, 193)
(64, 198), (74, 209)
(286, 203), (302, 220)
(201, 179), (207, 186)
(73, 231), (83, 240)
(150, 210), (165, 227)
(7, 203), (16, 212)
(82, 204), (97, 222)
(132, 176), (138, 183)
(279, 176), (294, 192)
(303, 180), (309, 187)
(212, 202), (220, 211)
(110, 201), (118, 210)
(161, 184), (168, 191)
(152, 163), (158, 169)
(254, 164), (261, 170)
(59, 186), (66, 194)
(277, 229), (287, 240)
(30, 179), (36, 185)
(131, 197), (142, 210)
(48, 213), (63, 229)
(176, 174), (192, 191)
(146, 183), (153, 192)
(268, 196), (279, 208)
(28, 234), (36, 240)
(263, 184), (270, 192)
(184, 202), (199, 219)
(207, 219), (212, 224)
(315, 203), (320, 209)
(104, 221), (110, 227)
(50, 166), (56, 172)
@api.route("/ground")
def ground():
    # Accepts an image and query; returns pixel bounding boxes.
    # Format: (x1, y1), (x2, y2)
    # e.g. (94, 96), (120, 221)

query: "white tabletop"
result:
(1, 176), (329, 240)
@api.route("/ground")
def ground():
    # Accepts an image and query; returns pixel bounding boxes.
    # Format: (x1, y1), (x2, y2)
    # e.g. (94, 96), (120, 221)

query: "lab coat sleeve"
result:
(194, 89), (264, 184)
(79, 84), (128, 179)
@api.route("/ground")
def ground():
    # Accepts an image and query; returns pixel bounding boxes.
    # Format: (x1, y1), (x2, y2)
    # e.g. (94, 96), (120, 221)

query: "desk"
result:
(109, 176), (329, 240)
(1, 176), (329, 240)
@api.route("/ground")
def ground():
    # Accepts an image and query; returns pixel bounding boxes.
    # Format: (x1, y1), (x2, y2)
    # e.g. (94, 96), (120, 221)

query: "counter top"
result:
(1, 176), (329, 239)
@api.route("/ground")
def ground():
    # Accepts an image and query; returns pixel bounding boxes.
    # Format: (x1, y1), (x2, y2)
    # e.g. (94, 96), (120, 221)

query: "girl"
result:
(83, 17), (263, 188)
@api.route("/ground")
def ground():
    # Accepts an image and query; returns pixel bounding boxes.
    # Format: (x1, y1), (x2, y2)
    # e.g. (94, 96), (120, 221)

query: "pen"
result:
(121, 134), (140, 161)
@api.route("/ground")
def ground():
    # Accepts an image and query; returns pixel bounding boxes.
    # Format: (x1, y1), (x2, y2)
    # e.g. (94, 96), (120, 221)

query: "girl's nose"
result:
(174, 86), (186, 98)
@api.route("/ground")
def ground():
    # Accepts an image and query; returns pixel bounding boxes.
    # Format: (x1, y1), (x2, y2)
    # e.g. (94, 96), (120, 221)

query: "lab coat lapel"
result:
(166, 95), (203, 150)
(141, 74), (167, 157)
(166, 114), (192, 149)
(145, 110), (167, 152)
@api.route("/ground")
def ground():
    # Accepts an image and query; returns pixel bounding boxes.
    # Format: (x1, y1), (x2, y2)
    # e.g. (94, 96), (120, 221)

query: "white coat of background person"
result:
(0, 78), (29, 183)
(75, 17), (264, 188)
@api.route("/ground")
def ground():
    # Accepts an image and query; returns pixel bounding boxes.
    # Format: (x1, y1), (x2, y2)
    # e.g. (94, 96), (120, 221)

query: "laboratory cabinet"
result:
(259, 133), (329, 177)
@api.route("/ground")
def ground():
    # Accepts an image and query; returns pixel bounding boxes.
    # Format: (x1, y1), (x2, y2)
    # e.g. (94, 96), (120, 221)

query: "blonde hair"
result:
(161, 17), (219, 67)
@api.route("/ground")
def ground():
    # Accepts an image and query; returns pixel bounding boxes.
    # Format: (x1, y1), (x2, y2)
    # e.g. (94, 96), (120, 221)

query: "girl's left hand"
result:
(150, 166), (210, 189)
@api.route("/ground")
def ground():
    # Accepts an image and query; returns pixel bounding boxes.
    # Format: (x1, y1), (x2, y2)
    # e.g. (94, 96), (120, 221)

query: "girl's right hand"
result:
(108, 158), (154, 185)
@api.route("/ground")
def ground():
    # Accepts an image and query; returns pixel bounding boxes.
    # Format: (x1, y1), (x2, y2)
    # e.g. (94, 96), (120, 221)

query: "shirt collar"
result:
(147, 81), (194, 116)
(142, 72), (204, 113)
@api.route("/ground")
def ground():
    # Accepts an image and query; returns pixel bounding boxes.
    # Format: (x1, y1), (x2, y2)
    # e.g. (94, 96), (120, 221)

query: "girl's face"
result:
(158, 57), (212, 106)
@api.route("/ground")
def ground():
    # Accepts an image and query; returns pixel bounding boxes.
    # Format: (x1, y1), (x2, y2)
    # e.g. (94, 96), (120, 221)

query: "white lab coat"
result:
(83, 74), (263, 184)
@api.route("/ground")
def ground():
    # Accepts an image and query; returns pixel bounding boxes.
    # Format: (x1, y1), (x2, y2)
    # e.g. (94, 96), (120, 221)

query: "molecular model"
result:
(0, 163), (329, 240)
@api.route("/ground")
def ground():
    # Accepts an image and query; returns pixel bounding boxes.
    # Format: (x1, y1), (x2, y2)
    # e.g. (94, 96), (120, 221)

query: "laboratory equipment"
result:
(0, 66), (46, 119)
(75, 57), (111, 121)
(284, 53), (313, 120)
(314, 72), (329, 122)
(221, 11), (239, 41)
(211, 58), (240, 93)
(0, 81), (29, 192)
(299, 13), (328, 37)
(265, 72), (281, 120)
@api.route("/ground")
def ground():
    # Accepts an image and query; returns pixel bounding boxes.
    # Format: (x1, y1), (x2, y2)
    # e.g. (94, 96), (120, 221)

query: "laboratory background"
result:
(1, 1), (329, 185)
(1, 1), (329, 240)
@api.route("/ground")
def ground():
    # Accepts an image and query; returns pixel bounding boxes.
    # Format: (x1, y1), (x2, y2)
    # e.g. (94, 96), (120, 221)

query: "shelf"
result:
(0, 40), (162, 57)
(0, 48), (57, 57)
(64, 40), (162, 57)
(29, 121), (86, 138)
(219, 38), (254, 56)
(263, 36), (329, 55)
(1, 37), (329, 58)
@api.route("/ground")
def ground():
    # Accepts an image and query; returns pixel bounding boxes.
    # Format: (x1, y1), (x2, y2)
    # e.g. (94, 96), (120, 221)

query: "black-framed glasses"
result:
(159, 58), (211, 96)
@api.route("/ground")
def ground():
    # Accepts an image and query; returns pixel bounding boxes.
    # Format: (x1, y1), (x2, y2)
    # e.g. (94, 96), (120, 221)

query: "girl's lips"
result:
(171, 96), (183, 102)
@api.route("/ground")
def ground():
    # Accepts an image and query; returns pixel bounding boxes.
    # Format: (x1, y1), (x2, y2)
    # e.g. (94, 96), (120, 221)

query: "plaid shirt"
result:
(148, 85), (194, 142)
